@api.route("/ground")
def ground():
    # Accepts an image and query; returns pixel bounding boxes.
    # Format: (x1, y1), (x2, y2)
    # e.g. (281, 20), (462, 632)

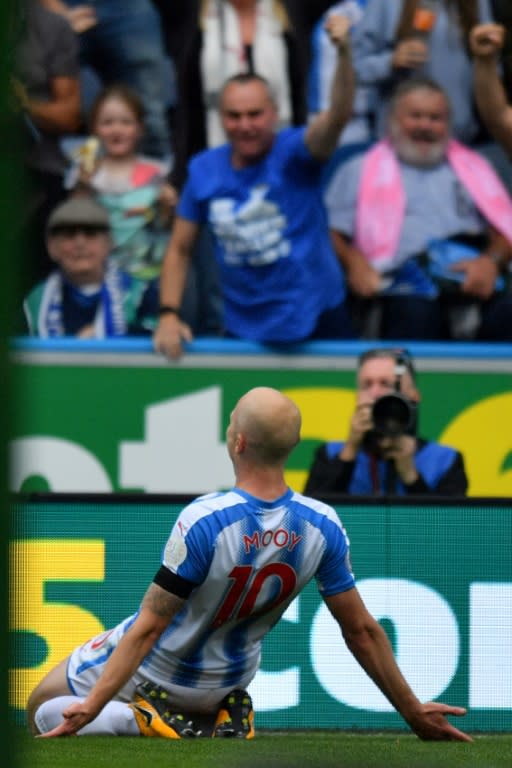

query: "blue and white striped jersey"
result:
(140, 487), (355, 690)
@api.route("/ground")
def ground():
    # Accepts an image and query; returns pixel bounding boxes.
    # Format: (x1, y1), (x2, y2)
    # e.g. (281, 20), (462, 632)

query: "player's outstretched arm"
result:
(406, 700), (472, 741)
(324, 589), (473, 742)
(38, 584), (185, 737)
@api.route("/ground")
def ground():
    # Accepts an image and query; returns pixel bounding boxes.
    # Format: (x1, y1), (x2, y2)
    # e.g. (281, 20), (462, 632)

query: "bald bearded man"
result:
(28, 387), (472, 743)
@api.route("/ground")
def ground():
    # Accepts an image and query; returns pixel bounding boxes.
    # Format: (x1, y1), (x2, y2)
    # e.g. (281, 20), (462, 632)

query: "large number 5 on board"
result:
(10, 540), (105, 710)
(212, 563), (297, 628)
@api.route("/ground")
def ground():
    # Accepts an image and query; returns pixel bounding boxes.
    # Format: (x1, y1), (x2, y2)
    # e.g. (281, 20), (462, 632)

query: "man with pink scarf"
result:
(325, 77), (512, 340)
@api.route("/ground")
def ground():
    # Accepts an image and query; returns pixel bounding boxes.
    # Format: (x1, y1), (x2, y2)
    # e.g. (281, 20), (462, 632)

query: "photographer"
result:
(304, 347), (468, 496)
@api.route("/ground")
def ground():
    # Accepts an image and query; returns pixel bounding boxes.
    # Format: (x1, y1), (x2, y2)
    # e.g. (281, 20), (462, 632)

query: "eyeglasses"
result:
(50, 225), (109, 238)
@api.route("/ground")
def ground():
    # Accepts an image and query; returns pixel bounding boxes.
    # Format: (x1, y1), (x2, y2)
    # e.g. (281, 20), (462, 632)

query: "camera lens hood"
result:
(372, 393), (415, 437)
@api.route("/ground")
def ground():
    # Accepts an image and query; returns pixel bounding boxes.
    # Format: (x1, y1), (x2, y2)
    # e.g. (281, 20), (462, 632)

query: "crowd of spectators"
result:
(12, 0), (512, 344)
(326, 76), (512, 341)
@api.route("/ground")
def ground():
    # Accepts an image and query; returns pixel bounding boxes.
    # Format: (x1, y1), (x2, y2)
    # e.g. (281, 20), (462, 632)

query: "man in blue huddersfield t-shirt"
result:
(154, 14), (356, 359)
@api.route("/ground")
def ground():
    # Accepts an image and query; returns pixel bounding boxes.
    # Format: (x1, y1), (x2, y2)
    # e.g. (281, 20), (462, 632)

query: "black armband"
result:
(153, 564), (197, 598)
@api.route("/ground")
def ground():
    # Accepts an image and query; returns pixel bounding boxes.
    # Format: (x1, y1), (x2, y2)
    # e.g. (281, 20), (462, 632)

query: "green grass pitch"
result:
(15, 729), (512, 768)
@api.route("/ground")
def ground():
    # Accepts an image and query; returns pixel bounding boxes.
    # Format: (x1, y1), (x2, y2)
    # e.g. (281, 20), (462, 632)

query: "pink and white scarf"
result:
(355, 139), (512, 268)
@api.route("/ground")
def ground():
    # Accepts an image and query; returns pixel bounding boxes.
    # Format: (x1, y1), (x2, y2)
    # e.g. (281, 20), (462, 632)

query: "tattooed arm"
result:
(40, 584), (184, 736)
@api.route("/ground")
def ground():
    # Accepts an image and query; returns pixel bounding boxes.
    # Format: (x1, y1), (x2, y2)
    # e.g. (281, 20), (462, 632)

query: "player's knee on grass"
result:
(26, 657), (72, 734)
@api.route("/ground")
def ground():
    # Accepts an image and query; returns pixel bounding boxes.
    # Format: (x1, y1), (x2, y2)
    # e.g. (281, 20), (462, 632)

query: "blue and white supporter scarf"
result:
(33, 262), (128, 338)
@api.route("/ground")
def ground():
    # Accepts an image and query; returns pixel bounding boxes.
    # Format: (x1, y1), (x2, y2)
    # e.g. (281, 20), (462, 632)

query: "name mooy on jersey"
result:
(243, 528), (302, 554)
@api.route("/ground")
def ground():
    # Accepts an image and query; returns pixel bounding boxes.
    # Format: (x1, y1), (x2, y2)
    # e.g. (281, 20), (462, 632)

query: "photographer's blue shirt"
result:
(178, 127), (345, 342)
(324, 440), (461, 495)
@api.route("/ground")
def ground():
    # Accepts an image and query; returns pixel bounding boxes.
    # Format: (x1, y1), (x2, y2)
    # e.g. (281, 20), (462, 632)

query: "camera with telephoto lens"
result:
(371, 392), (418, 437)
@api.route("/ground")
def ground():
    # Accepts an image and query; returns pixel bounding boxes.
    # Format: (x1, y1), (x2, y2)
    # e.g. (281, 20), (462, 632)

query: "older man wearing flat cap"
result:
(23, 196), (159, 338)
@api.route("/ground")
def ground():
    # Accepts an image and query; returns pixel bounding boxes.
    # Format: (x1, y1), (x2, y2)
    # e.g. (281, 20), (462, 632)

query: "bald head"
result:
(228, 387), (301, 466)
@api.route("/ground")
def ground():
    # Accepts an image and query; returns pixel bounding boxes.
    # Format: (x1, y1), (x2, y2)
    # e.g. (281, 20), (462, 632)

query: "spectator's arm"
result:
(453, 228), (512, 300)
(470, 24), (512, 157)
(39, 1), (98, 34)
(351, 0), (397, 86)
(153, 216), (198, 360)
(482, 227), (512, 271)
(26, 76), (81, 134)
(305, 14), (354, 160)
(39, 0), (70, 12)
(330, 230), (382, 297)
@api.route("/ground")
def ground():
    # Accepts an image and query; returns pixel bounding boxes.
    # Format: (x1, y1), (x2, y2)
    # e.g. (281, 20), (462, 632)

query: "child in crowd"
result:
(64, 84), (177, 282)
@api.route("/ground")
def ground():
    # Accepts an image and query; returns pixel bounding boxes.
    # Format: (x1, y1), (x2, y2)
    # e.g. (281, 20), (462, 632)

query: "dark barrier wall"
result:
(10, 495), (512, 732)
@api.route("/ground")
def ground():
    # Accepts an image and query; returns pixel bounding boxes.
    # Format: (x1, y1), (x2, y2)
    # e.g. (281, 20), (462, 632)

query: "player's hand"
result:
(407, 701), (473, 742)
(153, 313), (193, 360)
(470, 23), (505, 60)
(451, 255), (499, 300)
(36, 701), (95, 738)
